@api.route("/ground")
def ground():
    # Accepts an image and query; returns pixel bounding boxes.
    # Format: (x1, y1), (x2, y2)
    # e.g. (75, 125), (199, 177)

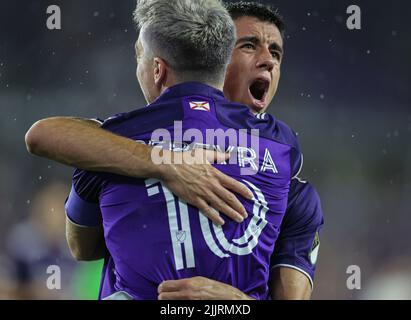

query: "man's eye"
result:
(271, 51), (281, 60)
(241, 43), (255, 50)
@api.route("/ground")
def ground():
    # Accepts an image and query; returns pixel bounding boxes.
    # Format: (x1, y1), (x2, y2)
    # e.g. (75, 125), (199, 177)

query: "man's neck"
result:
(160, 80), (224, 95)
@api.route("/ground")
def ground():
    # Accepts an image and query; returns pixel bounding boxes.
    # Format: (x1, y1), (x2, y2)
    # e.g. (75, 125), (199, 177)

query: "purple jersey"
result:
(95, 179), (324, 299)
(66, 82), (303, 300)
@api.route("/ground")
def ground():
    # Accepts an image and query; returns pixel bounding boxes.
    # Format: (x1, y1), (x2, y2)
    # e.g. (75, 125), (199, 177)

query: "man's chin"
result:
(250, 99), (267, 114)
(235, 96), (267, 114)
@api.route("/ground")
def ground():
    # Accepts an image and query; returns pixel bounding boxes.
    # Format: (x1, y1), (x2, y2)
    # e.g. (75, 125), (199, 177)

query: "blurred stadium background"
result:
(0, 0), (410, 299)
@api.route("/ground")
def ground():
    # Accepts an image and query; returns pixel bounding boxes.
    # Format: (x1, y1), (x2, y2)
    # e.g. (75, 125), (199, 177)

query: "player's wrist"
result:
(148, 149), (174, 180)
(127, 141), (165, 179)
(230, 287), (255, 300)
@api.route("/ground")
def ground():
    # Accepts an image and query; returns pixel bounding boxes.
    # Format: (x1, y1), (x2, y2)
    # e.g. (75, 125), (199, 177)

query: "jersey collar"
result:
(156, 82), (226, 103)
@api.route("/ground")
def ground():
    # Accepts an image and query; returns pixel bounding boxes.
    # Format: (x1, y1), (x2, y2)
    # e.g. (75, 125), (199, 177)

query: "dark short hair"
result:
(225, 1), (285, 36)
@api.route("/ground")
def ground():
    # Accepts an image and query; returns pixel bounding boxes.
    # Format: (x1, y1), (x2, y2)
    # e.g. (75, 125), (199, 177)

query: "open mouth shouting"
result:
(248, 76), (270, 111)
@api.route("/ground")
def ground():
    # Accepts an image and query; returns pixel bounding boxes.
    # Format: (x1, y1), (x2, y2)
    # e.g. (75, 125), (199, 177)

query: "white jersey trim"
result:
(256, 113), (266, 120)
(292, 153), (306, 182)
(271, 263), (314, 290)
(90, 118), (104, 125)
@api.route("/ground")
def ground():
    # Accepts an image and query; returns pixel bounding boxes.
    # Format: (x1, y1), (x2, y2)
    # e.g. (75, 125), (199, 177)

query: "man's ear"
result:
(153, 57), (167, 88)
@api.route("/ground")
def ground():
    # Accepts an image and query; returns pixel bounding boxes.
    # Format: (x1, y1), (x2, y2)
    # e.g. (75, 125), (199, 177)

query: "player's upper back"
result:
(102, 81), (302, 180)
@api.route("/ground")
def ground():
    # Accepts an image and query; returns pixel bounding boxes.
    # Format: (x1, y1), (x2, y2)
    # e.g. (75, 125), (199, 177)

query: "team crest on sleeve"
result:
(189, 101), (210, 112)
(309, 231), (320, 265)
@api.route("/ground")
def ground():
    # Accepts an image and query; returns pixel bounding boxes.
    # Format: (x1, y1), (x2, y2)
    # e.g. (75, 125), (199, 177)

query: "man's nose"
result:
(256, 49), (275, 72)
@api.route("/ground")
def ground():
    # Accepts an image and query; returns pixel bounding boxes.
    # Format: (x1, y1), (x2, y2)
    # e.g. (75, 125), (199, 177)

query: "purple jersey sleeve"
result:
(64, 169), (105, 227)
(270, 178), (324, 288)
(273, 120), (302, 179)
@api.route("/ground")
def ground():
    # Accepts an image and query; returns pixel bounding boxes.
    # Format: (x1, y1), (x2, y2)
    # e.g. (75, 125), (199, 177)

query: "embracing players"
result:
(26, 1), (323, 299)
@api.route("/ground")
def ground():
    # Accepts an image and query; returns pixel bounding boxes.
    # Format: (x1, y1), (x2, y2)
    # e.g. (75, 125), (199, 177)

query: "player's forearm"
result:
(269, 267), (312, 300)
(25, 117), (162, 178)
(157, 277), (256, 300)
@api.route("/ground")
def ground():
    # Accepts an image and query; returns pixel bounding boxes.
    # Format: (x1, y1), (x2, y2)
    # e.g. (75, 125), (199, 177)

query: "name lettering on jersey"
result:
(237, 147), (259, 172)
(261, 147), (278, 173)
(144, 139), (278, 175)
(145, 121), (282, 175)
